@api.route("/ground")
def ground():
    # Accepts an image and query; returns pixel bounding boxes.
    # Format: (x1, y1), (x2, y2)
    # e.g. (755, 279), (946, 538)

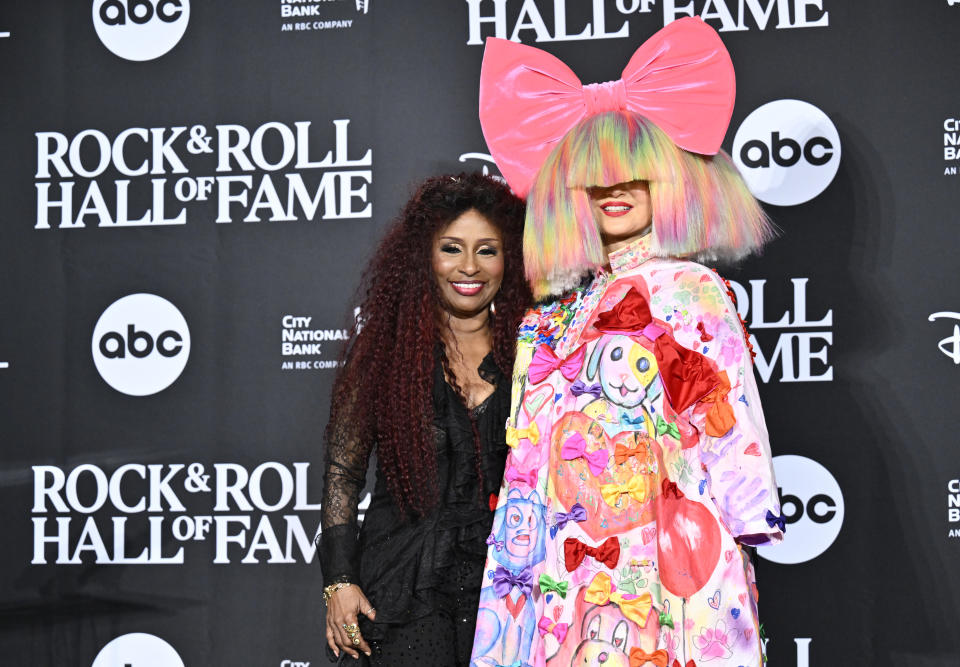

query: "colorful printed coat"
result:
(471, 235), (784, 667)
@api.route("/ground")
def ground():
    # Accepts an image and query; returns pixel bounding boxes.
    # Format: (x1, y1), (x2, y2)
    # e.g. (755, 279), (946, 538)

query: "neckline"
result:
(607, 233), (655, 274)
(440, 351), (502, 410)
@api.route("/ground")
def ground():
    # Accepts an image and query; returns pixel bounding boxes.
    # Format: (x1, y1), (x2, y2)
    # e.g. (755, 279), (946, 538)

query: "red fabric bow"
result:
(479, 17), (736, 197)
(564, 536), (620, 572)
(593, 288), (718, 413)
(672, 660), (697, 667)
(630, 648), (670, 667)
(528, 343), (586, 385)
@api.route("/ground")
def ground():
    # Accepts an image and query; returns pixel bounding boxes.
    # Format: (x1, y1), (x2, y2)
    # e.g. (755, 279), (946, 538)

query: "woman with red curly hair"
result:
(319, 173), (531, 666)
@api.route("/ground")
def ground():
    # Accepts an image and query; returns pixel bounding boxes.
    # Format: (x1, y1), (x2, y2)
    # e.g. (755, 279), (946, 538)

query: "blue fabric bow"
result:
(493, 565), (533, 598)
(570, 380), (602, 399)
(766, 509), (786, 532)
(550, 502), (587, 539)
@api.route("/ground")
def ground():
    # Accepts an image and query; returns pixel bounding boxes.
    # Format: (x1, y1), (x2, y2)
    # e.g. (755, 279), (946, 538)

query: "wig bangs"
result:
(566, 113), (679, 189)
(523, 111), (774, 299)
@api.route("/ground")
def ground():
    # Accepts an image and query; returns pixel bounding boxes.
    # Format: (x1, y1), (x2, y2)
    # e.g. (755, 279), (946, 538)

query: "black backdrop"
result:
(2, 2), (959, 666)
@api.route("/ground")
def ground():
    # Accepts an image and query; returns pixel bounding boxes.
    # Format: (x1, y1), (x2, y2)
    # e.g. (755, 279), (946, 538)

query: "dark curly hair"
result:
(326, 173), (530, 517)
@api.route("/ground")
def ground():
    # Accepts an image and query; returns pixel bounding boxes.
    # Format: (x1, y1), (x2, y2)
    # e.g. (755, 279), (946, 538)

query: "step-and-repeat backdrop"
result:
(1, 2), (958, 666)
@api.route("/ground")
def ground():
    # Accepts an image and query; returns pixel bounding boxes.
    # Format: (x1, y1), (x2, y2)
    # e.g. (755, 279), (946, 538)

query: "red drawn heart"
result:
(724, 550), (734, 563)
(505, 593), (526, 619)
(552, 605), (563, 621)
(641, 526), (656, 545)
(549, 411), (661, 542)
(744, 442), (761, 456)
(744, 628), (753, 641)
(738, 593), (747, 606)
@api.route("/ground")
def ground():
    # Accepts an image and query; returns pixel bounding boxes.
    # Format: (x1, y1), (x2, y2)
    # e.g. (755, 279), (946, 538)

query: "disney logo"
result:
(928, 312), (960, 364)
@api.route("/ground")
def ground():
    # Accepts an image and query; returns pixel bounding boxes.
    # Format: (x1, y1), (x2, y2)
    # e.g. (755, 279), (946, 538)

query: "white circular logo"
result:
(757, 454), (844, 564)
(732, 99), (841, 206)
(92, 0), (190, 62)
(92, 633), (185, 667)
(92, 293), (191, 396)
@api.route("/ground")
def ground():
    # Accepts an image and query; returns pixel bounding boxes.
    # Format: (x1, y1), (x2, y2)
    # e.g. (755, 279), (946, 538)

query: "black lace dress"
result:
(319, 354), (510, 665)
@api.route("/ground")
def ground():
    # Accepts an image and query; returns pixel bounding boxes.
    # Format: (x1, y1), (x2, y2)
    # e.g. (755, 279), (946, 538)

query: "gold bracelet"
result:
(323, 581), (351, 603)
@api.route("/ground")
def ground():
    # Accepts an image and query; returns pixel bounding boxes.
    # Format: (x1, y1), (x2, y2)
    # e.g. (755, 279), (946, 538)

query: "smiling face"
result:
(431, 209), (505, 320)
(587, 180), (653, 254)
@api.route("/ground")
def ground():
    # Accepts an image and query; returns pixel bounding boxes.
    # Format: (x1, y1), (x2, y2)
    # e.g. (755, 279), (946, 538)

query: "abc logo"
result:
(757, 454), (844, 565)
(91, 293), (191, 396)
(92, 633), (185, 667)
(732, 99), (841, 206)
(92, 0), (190, 62)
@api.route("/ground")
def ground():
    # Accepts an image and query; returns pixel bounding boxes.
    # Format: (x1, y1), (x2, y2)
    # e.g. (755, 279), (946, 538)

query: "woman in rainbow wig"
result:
(471, 18), (784, 667)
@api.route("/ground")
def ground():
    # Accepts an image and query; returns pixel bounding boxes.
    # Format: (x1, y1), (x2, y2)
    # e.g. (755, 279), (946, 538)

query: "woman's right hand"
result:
(325, 584), (377, 660)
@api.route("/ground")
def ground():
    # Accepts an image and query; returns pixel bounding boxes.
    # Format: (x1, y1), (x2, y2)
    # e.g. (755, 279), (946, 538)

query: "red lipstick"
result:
(599, 200), (633, 217)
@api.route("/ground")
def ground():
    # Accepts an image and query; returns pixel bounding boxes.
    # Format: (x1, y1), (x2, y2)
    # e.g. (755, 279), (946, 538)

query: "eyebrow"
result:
(438, 236), (502, 244)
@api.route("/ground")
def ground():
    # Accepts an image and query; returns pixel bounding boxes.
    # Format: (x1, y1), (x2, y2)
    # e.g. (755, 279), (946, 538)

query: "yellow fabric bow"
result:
(506, 422), (540, 448)
(584, 572), (652, 626)
(600, 475), (646, 507)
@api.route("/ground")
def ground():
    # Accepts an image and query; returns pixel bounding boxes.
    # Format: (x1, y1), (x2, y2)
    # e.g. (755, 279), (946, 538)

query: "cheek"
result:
(487, 257), (506, 287)
(432, 254), (452, 283)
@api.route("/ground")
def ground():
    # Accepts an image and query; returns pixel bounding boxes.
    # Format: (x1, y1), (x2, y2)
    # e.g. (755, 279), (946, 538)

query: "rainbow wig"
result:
(524, 111), (774, 298)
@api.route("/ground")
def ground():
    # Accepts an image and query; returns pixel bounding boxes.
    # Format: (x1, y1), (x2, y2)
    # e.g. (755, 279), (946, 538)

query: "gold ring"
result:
(352, 637), (360, 645)
(344, 623), (359, 633)
(364, 607), (375, 615)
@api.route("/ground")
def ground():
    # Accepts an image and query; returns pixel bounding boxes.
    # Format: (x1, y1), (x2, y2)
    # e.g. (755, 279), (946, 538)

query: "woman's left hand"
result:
(325, 584), (376, 660)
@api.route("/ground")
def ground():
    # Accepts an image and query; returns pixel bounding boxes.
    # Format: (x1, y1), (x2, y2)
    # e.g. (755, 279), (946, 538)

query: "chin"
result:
(446, 297), (492, 318)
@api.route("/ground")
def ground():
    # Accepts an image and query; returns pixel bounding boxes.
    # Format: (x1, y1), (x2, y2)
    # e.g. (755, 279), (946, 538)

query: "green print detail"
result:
(670, 456), (696, 486)
(617, 565), (647, 595)
(674, 289), (693, 306)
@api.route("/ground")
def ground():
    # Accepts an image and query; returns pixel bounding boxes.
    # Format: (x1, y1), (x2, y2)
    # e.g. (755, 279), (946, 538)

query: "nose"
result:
(600, 182), (626, 198)
(597, 652), (608, 664)
(458, 253), (479, 276)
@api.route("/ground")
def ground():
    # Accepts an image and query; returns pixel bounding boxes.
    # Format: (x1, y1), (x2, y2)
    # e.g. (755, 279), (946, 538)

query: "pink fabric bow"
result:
(537, 616), (569, 644)
(479, 17), (736, 197)
(505, 463), (538, 488)
(560, 433), (609, 476)
(528, 344), (586, 385)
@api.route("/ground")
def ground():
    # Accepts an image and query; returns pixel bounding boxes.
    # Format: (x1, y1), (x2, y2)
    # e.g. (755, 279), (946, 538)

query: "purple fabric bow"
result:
(493, 565), (533, 598)
(486, 534), (504, 551)
(766, 509), (786, 532)
(570, 380), (602, 399)
(560, 433), (609, 476)
(550, 503), (587, 539)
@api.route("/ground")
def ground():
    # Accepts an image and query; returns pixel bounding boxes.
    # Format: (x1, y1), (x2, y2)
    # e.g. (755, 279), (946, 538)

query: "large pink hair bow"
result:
(479, 17), (736, 197)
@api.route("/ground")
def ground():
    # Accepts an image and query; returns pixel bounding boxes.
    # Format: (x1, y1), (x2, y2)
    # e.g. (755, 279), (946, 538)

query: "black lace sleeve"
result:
(318, 397), (373, 584)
